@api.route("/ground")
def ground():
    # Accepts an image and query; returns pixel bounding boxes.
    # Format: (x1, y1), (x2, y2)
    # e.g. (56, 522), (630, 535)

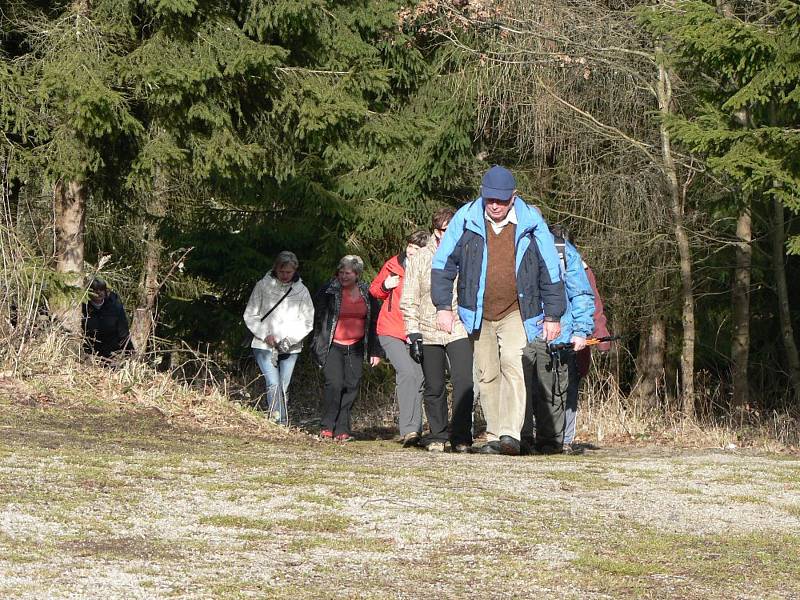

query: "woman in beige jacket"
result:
(400, 208), (475, 453)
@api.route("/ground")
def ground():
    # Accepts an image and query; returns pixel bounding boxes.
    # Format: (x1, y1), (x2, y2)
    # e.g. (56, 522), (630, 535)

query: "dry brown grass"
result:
(0, 333), (300, 443)
(578, 370), (800, 452)
(2, 332), (798, 455)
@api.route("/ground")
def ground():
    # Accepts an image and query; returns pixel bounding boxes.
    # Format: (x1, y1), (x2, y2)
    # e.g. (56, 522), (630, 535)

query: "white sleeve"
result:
(243, 283), (264, 338)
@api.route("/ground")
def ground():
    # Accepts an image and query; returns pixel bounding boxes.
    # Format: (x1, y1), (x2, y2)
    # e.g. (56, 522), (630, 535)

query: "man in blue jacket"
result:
(431, 165), (566, 455)
(521, 225), (595, 454)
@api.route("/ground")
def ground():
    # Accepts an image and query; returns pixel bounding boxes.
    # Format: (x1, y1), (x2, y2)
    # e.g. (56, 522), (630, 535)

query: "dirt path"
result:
(1, 402), (799, 599)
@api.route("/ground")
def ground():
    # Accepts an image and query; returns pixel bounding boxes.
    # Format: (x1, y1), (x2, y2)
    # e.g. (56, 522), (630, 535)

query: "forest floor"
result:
(1, 378), (800, 599)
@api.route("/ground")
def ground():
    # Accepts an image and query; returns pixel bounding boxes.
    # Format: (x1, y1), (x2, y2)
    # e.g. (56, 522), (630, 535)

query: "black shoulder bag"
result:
(260, 286), (293, 322)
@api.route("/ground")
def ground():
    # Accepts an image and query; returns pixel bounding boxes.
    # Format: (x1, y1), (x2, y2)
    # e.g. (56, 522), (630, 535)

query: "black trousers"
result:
(321, 343), (364, 435)
(421, 338), (474, 445)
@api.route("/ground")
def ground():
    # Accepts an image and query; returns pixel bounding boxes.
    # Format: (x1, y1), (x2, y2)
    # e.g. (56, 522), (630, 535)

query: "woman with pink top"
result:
(311, 255), (382, 441)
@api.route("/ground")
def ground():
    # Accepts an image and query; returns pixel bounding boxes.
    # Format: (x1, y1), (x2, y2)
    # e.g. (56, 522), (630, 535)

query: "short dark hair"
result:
(431, 207), (455, 231)
(406, 230), (430, 249)
(549, 224), (574, 244)
(88, 278), (108, 292)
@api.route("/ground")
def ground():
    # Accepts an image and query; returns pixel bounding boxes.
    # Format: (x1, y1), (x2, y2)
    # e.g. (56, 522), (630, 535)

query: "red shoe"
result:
(320, 429), (334, 440)
(335, 433), (354, 442)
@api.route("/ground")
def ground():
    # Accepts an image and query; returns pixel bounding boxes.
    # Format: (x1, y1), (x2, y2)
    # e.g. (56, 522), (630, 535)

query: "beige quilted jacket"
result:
(400, 235), (468, 345)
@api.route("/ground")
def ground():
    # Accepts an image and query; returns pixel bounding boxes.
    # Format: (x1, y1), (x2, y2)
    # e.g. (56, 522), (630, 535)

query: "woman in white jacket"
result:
(243, 251), (314, 425)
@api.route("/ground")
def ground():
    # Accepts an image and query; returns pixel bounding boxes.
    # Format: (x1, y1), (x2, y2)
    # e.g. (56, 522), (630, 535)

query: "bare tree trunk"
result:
(130, 150), (167, 357)
(771, 197), (800, 402)
(655, 56), (695, 418)
(634, 316), (666, 411)
(53, 179), (86, 334)
(129, 219), (162, 356)
(731, 200), (751, 410)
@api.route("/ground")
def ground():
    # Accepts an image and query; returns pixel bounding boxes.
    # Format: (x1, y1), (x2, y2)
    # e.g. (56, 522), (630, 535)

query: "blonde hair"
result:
(273, 250), (299, 271)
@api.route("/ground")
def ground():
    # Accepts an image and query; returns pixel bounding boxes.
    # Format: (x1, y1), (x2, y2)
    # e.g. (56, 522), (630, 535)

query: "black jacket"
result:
(310, 279), (381, 368)
(82, 292), (132, 358)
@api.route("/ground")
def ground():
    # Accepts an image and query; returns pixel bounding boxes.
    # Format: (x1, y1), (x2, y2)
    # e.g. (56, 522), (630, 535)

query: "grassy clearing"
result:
(1, 384), (799, 599)
(571, 528), (800, 597)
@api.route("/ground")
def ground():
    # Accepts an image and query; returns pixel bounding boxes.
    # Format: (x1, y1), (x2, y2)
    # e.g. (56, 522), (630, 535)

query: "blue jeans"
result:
(252, 348), (299, 426)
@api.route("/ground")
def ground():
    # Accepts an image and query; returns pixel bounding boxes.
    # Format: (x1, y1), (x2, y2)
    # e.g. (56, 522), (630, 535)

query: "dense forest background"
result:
(1, 0), (798, 429)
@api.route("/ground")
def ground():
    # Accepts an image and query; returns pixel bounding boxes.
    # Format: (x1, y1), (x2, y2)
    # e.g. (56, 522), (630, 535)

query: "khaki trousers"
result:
(472, 310), (528, 441)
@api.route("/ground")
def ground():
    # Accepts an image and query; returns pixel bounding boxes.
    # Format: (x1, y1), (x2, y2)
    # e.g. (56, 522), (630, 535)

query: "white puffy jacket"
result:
(243, 273), (314, 353)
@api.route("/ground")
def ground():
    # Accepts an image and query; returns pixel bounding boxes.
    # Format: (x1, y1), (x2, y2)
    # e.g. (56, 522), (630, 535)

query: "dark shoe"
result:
(535, 442), (563, 455)
(401, 432), (420, 448)
(478, 441), (502, 455)
(562, 443), (585, 455)
(452, 443), (472, 454)
(499, 435), (521, 456)
(520, 439), (534, 456)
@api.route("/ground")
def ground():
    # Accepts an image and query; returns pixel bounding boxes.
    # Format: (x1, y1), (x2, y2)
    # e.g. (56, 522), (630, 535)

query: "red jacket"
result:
(576, 265), (611, 378)
(369, 254), (408, 340)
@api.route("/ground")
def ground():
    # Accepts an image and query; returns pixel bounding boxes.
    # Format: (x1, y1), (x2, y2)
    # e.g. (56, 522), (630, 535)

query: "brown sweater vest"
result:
(483, 221), (519, 321)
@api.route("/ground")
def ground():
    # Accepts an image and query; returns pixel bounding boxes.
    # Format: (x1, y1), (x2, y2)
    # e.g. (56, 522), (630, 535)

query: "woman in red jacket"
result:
(370, 230), (430, 447)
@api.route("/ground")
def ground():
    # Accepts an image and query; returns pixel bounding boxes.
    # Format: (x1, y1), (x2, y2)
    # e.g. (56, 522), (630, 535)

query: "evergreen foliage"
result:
(2, 0), (480, 353)
(640, 0), (800, 253)
(2, 0), (798, 410)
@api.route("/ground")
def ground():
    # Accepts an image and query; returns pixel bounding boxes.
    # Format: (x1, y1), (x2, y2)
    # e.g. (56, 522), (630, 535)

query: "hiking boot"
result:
(335, 433), (354, 442)
(534, 442), (564, 455)
(562, 443), (585, 455)
(401, 432), (420, 448)
(320, 429), (334, 440)
(427, 441), (447, 453)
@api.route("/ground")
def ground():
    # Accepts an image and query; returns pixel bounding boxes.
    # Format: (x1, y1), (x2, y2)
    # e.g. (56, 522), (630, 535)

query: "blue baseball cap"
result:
(481, 165), (516, 201)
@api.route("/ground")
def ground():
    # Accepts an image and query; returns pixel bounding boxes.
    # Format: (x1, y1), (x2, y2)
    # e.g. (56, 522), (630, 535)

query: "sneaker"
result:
(320, 429), (334, 440)
(401, 432), (420, 448)
(335, 433), (354, 442)
(452, 443), (472, 454)
(427, 441), (446, 453)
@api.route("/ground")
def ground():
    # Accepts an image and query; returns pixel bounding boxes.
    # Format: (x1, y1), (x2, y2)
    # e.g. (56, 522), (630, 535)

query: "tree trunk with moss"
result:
(130, 218), (162, 356)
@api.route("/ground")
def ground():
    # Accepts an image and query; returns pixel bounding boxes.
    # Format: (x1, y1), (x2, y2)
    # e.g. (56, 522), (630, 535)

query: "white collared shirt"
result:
(485, 204), (518, 235)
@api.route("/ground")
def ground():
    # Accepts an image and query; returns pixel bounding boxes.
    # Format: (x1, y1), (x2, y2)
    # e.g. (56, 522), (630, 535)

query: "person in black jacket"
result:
(82, 279), (132, 359)
(311, 255), (381, 442)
